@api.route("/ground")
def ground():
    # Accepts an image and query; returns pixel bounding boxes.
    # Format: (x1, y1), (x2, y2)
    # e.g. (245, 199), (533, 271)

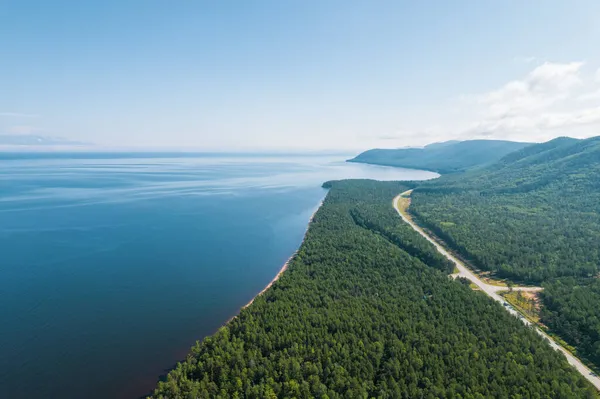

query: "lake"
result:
(0, 153), (438, 398)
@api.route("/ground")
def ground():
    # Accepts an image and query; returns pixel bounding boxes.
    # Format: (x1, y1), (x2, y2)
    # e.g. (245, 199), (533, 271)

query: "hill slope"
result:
(412, 136), (600, 281)
(349, 139), (532, 173)
(410, 135), (600, 369)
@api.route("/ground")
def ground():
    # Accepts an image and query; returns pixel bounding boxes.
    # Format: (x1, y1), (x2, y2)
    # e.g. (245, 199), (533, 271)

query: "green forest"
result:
(150, 180), (595, 399)
(542, 279), (600, 368)
(409, 136), (600, 370)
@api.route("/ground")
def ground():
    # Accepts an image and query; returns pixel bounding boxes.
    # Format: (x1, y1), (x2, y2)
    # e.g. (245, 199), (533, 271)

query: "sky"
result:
(2, 0), (600, 151)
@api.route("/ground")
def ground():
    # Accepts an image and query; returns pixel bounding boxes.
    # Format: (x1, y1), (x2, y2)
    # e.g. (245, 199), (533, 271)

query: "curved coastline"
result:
(144, 201), (326, 399)
(226, 200), (324, 323)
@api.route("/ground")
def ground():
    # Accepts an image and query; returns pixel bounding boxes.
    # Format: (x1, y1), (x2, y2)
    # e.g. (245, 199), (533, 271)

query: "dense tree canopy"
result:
(150, 180), (594, 399)
(409, 136), (600, 370)
(541, 279), (600, 369)
(411, 136), (600, 283)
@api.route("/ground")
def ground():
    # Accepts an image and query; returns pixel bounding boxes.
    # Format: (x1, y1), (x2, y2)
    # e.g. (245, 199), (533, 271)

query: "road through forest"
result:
(393, 190), (600, 391)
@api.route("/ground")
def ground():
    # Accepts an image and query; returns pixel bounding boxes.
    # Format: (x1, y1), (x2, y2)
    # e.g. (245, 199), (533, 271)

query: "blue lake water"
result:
(0, 153), (438, 399)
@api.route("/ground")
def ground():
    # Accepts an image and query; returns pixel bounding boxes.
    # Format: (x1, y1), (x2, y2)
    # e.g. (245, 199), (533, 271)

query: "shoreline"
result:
(226, 200), (324, 323)
(142, 201), (324, 399)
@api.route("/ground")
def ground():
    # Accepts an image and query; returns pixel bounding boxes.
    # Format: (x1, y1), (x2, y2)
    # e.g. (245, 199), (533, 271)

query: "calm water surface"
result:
(0, 153), (438, 399)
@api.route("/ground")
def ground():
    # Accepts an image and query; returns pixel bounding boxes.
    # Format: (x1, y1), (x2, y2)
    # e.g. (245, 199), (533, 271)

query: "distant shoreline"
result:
(226, 200), (324, 324)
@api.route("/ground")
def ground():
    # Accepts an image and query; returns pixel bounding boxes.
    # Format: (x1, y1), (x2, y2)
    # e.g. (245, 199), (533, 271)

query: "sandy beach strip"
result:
(226, 200), (323, 323)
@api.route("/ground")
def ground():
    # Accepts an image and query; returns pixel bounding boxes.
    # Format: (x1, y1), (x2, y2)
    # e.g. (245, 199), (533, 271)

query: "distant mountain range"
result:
(417, 135), (600, 194)
(349, 139), (533, 173)
(0, 134), (86, 146)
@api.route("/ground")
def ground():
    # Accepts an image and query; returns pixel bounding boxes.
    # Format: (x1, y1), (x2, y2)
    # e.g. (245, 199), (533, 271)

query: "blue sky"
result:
(2, 1), (600, 150)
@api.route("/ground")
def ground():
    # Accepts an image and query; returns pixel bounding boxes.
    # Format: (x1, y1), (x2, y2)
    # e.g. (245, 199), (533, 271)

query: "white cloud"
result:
(527, 62), (583, 90)
(478, 62), (583, 117)
(374, 61), (600, 148)
(0, 112), (38, 118)
(578, 89), (600, 101)
(543, 106), (600, 128)
(450, 61), (600, 142)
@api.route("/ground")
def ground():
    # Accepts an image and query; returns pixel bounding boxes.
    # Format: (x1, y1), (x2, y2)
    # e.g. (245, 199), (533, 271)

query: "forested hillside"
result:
(409, 135), (600, 369)
(348, 140), (531, 173)
(150, 180), (594, 399)
(411, 136), (600, 282)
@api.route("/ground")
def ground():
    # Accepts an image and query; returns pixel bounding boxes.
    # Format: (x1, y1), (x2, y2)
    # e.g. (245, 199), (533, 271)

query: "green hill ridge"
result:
(348, 139), (532, 173)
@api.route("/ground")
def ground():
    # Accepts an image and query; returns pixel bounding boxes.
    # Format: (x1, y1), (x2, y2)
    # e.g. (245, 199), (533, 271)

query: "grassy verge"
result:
(395, 195), (411, 217)
(480, 276), (508, 287)
(501, 291), (541, 323)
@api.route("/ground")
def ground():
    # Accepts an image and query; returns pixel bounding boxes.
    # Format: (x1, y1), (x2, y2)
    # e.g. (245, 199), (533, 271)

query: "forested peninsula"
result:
(150, 180), (595, 398)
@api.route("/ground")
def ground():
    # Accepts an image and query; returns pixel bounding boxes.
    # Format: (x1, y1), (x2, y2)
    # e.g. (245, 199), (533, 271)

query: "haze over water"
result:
(0, 153), (438, 399)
